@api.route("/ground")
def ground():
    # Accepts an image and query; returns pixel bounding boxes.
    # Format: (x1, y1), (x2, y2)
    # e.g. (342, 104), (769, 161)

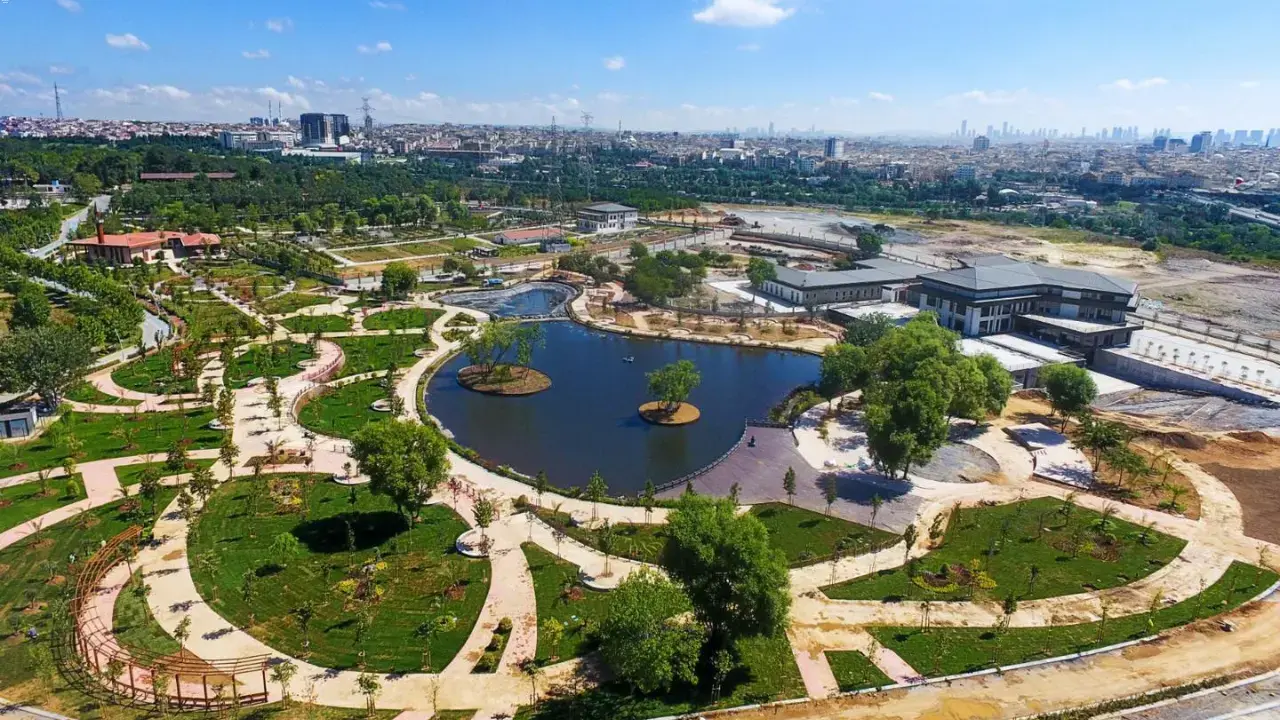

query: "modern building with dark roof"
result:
(916, 255), (1140, 355)
(576, 202), (638, 233)
(760, 258), (925, 305)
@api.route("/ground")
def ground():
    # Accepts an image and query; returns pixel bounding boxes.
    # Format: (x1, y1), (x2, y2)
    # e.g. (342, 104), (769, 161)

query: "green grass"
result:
(188, 477), (489, 673)
(532, 508), (666, 564)
(297, 378), (390, 440)
(826, 651), (893, 692)
(0, 490), (178, 699)
(64, 381), (141, 407)
(823, 498), (1185, 602)
(110, 348), (202, 395)
(176, 297), (264, 338)
(281, 314), (353, 333)
(870, 561), (1278, 677)
(446, 314), (478, 327)
(0, 474), (85, 533)
(114, 458), (217, 487)
(363, 307), (445, 331)
(224, 341), (316, 388)
(257, 292), (332, 316)
(334, 335), (427, 378)
(0, 409), (224, 479)
(112, 569), (182, 657)
(431, 712), (477, 720)
(522, 542), (611, 662)
(749, 503), (898, 567)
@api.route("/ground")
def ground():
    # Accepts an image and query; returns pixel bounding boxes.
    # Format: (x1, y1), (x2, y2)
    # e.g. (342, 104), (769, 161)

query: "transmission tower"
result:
(360, 97), (375, 137)
(54, 83), (63, 120)
(580, 112), (593, 131)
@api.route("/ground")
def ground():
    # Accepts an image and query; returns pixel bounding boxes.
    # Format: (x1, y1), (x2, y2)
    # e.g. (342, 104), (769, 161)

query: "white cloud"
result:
(1100, 77), (1168, 91)
(0, 84), (14, 97)
(0, 71), (43, 86)
(91, 84), (192, 103)
(287, 75), (307, 90)
(241, 49), (271, 60)
(137, 84), (191, 100)
(418, 92), (439, 101)
(868, 91), (894, 102)
(603, 56), (626, 71)
(105, 33), (150, 51)
(265, 17), (293, 33)
(1239, 80), (1262, 89)
(357, 41), (393, 54)
(597, 91), (628, 103)
(256, 86), (310, 110)
(737, 43), (761, 52)
(368, 1), (406, 9)
(944, 88), (1028, 105)
(405, 73), (417, 81)
(693, 0), (794, 27)
(54, 0), (82, 13)
(49, 65), (74, 75)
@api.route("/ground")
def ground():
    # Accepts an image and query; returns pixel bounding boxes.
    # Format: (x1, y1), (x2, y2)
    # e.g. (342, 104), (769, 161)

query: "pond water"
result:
(435, 282), (574, 318)
(425, 320), (820, 494)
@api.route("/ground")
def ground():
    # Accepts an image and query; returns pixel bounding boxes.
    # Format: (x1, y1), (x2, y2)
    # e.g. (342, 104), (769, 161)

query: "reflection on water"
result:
(437, 282), (574, 318)
(426, 320), (819, 493)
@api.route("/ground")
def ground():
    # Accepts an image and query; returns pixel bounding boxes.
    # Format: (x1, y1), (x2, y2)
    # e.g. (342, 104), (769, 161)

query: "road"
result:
(29, 194), (111, 259)
(1117, 672), (1280, 719)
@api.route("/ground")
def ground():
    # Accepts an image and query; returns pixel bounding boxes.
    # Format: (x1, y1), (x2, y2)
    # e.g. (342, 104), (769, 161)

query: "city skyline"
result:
(0, 0), (1277, 133)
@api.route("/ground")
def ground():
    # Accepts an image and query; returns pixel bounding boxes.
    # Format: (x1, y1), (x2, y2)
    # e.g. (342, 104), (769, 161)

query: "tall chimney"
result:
(96, 211), (105, 244)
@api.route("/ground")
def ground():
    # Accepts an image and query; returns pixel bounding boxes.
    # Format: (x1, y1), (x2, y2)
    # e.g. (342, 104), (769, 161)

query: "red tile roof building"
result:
(69, 221), (221, 265)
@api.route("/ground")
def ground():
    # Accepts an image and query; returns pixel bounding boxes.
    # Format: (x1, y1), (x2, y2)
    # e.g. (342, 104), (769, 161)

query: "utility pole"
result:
(580, 112), (593, 131)
(54, 83), (63, 120)
(360, 97), (375, 138)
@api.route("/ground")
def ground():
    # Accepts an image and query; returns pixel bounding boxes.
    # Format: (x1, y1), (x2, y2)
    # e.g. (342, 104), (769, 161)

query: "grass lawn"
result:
(257, 292), (332, 316)
(114, 458), (217, 487)
(176, 298), (263, 338)
(532, 508), (666, 564)
(64, 381), (141, 407)
(870, 561), (1278, 677)
(0, 474), (85, 533)
(281, 314), (353, 334)
(522, 542), (611, 662)
(224, 341), (316, 388)
(189, 477), (489, 673)
(297, 379), (390, 440)
(0, 490), (178, 710)
(823, 498), (1185, 602)
(111, 348), (202, 395)
(826, 650), (893, 692)
(363, 307), (446, 331)
(749, 503), (898, 567)
(334, 335), (427, 378)
(0, 409), (224, 479)
(112, 569), (182, 657)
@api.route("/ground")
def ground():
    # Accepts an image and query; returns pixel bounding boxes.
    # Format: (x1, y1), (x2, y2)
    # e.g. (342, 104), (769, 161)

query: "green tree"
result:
(973, 352), (1014, 417)
(350, 418), (451, 523)
(841, 312), (894, 347)
(1078, 414), (1127, 471)
(628, 241), (649, 259)
(783, 466), (797, 505)
(1040, 363), (1097, 430)
(645, 359), (701, 413)
(745, 257), (778, 298)
(864, 374), (951, 481)
(586, 470), (608, 521)
(817, 343), (869, 404)
(661, 494), (790, 646)
(855, 231), (884, 258)
(599, 569), (706, 694)
(269, 660), (298, 706)
(472, 496), (495, 544)
(381, 261), (417, 300)
(10, 284), (51, 330)
(0, 325), (94, 407)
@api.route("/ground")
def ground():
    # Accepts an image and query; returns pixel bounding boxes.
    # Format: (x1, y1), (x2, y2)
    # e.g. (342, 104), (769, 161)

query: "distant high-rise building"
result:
(1152, 136), (1168, 150)
(1232, 129), (1249, 146)
(767, 121), (775, 138)
(1081, 126), (1086, 138)
(300, 113), (351, 147)
(1190, 131), (1213, 154)
(1001, 121), (1009, 138)
(954, 165), (977, 182)
(823, 137), (845, 158)
(972, 135), (990, 152)
(1248, 130), (1264, 145)
(960, 119), (968, 138)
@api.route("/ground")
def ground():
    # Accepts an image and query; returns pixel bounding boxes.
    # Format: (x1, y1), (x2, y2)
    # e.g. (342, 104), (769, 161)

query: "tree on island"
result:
(645, 359), (701, 415)
(381, 261), (417, 301)
(350, 418), (450, 524)
(461, 320), (545, 384)
(0, 325), (94, 408)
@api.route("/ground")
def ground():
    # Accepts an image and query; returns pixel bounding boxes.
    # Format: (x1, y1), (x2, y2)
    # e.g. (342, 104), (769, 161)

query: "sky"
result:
(1, 0), (1277, 135)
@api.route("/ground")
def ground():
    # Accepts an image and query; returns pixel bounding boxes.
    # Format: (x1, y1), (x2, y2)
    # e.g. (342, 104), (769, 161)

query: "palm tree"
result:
(356, 672), (381, 718)
(270, 661), (298, 706)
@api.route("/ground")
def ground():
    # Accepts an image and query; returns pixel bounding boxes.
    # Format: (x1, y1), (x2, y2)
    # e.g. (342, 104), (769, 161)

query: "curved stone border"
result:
(456, 528), (490, 558)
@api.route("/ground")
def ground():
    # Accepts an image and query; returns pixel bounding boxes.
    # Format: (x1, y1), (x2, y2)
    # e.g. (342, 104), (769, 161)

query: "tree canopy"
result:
(598, 569), (706, 694)
(646, 359), (701, 411)
(349, 418), (450, 523)
(0, 324), (94, 407)
(625, 250), (706, 305)
(461, 320), (544, 374)
(381, 262), (417, 300)
(1040, 363), (1097, 429)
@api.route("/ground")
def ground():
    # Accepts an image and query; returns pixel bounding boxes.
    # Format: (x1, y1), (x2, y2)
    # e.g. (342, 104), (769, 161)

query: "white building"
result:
(576, 202), (638, 233)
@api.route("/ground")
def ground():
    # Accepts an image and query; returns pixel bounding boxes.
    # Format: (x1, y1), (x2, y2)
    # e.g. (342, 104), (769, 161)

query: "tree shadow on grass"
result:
(291, 510), (408, 553)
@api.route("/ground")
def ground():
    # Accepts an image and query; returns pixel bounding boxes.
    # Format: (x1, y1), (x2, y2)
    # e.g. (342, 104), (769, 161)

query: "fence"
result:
(1133, 306), (1280, 365)
(65, 526), (270, 711)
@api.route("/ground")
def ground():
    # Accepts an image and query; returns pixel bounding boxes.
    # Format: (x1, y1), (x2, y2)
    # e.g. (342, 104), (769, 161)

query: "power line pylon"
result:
(580, 112), (593, 131)
(360, 97), (375, 137)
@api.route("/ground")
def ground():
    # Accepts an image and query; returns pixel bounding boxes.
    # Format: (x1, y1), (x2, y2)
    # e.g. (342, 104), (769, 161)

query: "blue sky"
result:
(1, 0), (1276, 134)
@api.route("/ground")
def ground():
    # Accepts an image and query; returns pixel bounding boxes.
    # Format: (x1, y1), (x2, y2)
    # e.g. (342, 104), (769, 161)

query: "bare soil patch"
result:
(639, 401), (701, 425)
(1177, 440), (1280, 544)
(458, 364), (551, 396)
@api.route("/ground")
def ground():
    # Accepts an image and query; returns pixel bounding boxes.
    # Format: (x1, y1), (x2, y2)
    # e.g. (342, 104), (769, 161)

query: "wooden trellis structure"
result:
(68, 526), (272, 711)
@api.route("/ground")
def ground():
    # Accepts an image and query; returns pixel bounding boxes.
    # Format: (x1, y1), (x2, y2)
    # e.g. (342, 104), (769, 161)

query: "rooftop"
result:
(70, 231), (221, 248)
(496, 227), (564, 241)
(921, 257), (1137, 295)
(772, 258), (925, 289)
(579, 202), (637, 213)
(1020, 313), (1140, 335)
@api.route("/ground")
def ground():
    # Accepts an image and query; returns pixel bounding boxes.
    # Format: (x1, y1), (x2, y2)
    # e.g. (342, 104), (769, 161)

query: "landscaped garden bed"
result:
(223, 341), (315, 388)
(749, 503), (898, 567)
(334, 336), (427, 379)
(457, 364), (550, 396)
(0, 474), (85, 533)
(363, 308), (445, 331)
(297, 379), (392, 439)
(822, 497), (1185, 602)
(111, 347), (203, 395)
(826, 650), (893, 692)
(281, 315), (353, 334)
(189, 477), (489, 672)
(257, 292), (332, 316)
